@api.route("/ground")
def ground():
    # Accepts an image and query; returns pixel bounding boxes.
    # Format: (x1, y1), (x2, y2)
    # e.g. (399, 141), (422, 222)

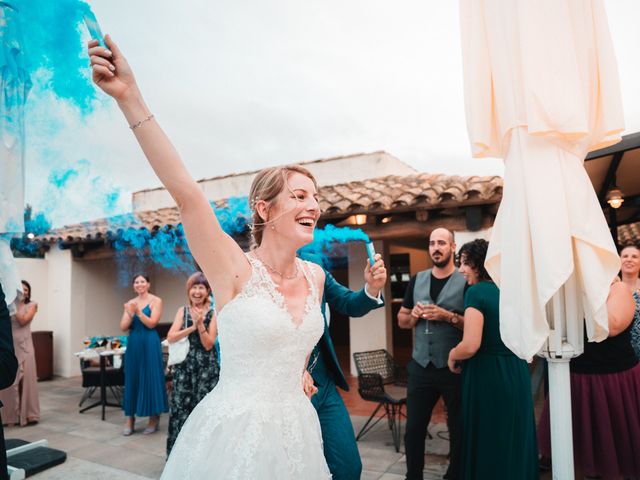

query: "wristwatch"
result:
(449, 313), (459, 325)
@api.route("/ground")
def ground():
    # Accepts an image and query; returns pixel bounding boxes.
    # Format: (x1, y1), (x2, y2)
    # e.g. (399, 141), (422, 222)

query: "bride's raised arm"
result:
(88, 36), (249, 307)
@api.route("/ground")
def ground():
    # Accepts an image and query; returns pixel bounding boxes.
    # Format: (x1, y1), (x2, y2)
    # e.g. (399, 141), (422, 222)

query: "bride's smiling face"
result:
(258, 172), (320, 248)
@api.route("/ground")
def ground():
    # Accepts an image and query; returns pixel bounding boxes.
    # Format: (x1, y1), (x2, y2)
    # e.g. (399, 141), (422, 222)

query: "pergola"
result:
(585, 131), (640, 247)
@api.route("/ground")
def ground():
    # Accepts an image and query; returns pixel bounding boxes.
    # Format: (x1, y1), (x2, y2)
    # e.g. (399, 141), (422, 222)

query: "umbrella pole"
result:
(546, 358), (575, 480)
(544, 284), (580, 480)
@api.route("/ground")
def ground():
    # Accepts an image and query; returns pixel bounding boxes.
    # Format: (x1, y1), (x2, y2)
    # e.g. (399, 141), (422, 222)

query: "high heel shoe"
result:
(123, 419), (135, 436)
(142, 417), (159, 434)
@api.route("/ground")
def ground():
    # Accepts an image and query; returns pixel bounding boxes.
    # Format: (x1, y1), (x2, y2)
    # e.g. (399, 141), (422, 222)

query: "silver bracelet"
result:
(129, 113), (154, 130)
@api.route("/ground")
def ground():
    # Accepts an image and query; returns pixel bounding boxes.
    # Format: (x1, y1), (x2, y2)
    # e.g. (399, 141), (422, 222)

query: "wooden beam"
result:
(319, 196), (502, 221)
(415, 209), (429, 222)
(616, 208), (640, 227)
(598, 151), (624, 204)
(75, 246), (117, 261)
(586, 132), (640, 161)
(363, 215), (494, 241)
(465, 206), (484, 231)
(388, 238), (430, 250)
(609, 204), (619, 249)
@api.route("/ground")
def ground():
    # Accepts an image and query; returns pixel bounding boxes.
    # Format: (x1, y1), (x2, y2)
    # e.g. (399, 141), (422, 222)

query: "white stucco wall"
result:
(454, 228), (492, 252)
(77, 259), (132, 338)
(151, 268), (194, 327)
(14, 249), (207, 378)
(132, 152), (417, 212)
(44, 249), (75, 376)
(73, 261), (192, 351)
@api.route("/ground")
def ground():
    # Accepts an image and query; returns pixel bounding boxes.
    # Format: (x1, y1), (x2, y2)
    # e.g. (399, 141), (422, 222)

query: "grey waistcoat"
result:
(412, 269), (466, 368)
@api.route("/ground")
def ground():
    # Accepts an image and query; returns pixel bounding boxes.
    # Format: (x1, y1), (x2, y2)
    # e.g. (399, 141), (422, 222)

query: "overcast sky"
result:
(24, 0), (640, 224)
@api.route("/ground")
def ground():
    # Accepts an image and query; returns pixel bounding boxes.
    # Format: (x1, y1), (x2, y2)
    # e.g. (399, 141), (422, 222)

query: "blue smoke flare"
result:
(17, 0), (97, 110)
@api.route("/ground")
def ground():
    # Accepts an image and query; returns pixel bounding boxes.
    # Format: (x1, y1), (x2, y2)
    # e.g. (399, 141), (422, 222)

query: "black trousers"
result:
(404, 360), (462, 480)
(0, 413), (7, 480)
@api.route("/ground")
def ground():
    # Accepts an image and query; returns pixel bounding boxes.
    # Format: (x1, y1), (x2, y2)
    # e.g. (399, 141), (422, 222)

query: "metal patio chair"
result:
(353, 349), (407, 452)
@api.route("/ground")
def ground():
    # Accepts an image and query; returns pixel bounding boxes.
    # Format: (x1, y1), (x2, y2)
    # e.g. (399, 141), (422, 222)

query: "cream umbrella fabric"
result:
(460, 0), (624, 360)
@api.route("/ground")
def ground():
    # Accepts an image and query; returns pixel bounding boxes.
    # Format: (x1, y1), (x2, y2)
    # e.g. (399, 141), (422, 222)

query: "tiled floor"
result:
(6, 376), (553, 479)
(4, 377), (451, 479)
(339, 375), (447, 423)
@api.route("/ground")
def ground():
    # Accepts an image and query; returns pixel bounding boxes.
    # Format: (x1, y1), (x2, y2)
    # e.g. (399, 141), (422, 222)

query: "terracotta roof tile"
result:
(618, 222), (640, 245)
(38, 172), (504, 244)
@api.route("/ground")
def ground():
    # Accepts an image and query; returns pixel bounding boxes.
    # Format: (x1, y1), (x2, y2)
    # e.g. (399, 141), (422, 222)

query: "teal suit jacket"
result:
(301, 253), (384, 391)
(0, 283), (17, 391)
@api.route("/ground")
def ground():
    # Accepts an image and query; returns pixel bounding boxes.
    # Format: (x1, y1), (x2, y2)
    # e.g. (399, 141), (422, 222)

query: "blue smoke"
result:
(12, 191), (373, 282)
(15, 1), (123, 227)
(39, 162), (124, 226)
(49, 168), (80, 188)
(112, 225), (194, 286)
(299, 224), (371, 268)
(110, 198), (252, 285)
(17, 0), (97, 110)
(212, 197), (251, 236)
(10, 206), (53, 255)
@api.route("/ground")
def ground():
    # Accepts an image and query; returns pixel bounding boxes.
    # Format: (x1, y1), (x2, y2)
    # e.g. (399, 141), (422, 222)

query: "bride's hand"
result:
(88, 35), (139, 102)
(302, 371), (317, 399)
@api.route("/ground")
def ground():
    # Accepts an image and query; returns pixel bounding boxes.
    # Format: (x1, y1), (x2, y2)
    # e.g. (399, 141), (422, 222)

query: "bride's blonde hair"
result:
(249, 165), (318, 248)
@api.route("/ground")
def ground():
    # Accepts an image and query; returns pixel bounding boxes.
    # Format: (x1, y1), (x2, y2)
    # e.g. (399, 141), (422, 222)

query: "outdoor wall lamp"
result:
(354, 214), (367, 225)
(606, 187), (625, 209)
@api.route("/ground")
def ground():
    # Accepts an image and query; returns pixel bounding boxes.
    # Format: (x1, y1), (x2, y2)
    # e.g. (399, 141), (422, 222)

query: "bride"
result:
(88, 37), (336, 478)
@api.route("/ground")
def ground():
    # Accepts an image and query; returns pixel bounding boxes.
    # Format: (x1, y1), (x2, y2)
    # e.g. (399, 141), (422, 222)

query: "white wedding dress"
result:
(161, 254), (332, 479)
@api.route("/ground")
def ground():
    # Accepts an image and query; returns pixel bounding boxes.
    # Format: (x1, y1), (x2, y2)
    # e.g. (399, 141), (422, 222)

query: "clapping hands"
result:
(124, 301), (136, 317)
(190, 306), (205, 327)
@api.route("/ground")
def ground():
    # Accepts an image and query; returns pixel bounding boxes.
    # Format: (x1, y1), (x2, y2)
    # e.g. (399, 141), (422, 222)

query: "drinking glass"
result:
(417, 301), (434, 335)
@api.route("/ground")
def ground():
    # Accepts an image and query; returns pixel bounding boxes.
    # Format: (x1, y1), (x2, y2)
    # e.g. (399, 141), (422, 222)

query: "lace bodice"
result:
(162, 254), (331, 479)
(215, 254), (325, 401)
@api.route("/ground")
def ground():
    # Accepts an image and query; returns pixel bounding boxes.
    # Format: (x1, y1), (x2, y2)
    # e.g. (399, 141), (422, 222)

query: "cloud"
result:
(19, 0), (639, 229)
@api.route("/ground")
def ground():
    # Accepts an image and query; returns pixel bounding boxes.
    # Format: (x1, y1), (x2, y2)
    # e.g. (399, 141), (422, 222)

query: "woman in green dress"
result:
(447, 239), (538, 480)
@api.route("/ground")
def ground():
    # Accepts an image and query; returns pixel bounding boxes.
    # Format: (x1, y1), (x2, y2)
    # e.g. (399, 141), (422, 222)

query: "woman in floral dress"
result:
(166, 272), (219, 456)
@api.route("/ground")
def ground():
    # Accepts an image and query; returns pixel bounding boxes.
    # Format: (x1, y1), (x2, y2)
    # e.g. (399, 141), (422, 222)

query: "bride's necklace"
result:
(255, 251), (299, 280)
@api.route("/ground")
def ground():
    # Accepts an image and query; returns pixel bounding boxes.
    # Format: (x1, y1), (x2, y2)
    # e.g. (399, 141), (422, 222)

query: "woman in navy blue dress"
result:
(120, 274), (168, 435)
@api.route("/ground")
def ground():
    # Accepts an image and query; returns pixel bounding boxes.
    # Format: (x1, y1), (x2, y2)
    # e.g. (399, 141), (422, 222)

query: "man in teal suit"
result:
(301, 252), (387, 480)
(0, 283), (19, 480)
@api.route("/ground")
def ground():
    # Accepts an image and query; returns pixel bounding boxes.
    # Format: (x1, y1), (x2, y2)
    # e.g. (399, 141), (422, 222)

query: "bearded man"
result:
(398, 228), (466, 480)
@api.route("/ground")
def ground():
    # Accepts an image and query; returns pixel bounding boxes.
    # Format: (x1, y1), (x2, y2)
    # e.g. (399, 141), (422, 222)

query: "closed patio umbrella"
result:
(0, 1), (30, 305)
(459, 0), (624, 477)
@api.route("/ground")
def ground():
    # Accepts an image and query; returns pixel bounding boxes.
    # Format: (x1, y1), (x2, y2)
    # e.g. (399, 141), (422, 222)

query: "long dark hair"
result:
(458, 239), (492, 282)
(131, 273), (150, 285)
(21, 280), (32, 304)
